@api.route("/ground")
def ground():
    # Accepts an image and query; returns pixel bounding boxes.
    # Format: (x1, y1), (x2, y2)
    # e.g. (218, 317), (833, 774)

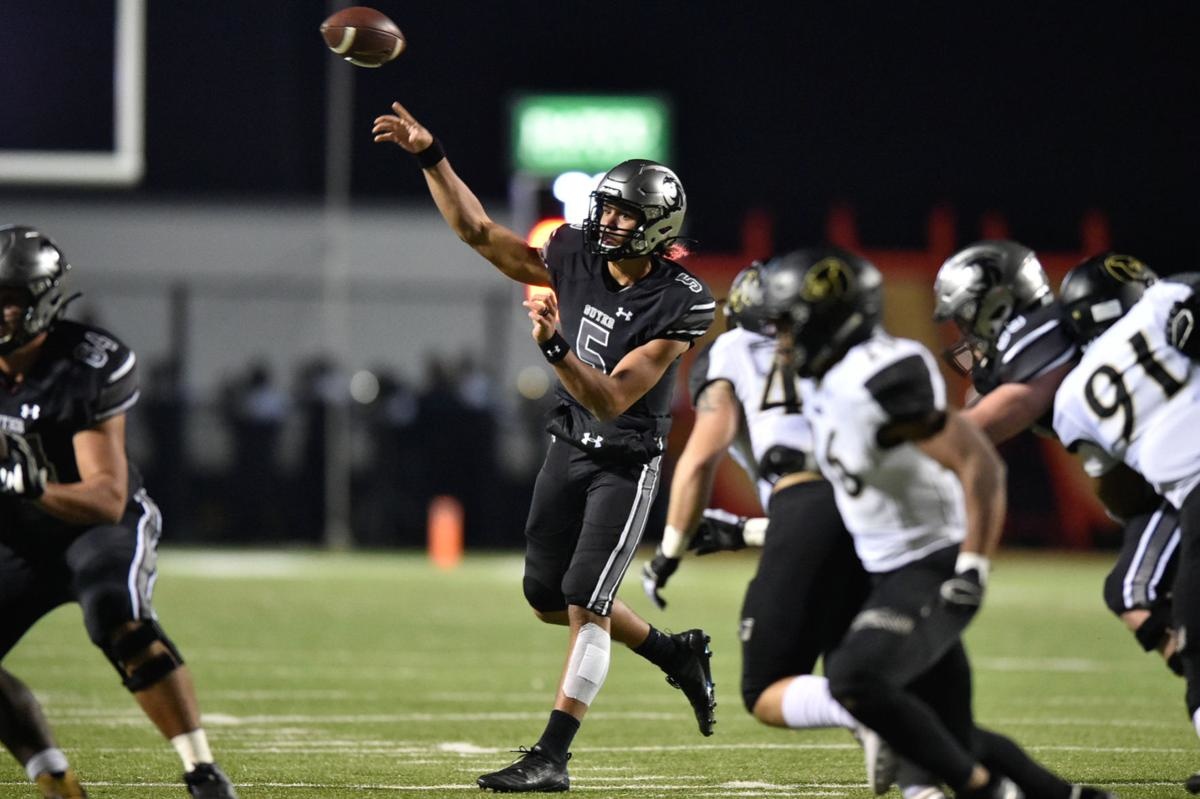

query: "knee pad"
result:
(101, 621), (185, 693)
(523, 576), (566, 614)
(79, 583), (136, 648)
(562, 622), (610, 705)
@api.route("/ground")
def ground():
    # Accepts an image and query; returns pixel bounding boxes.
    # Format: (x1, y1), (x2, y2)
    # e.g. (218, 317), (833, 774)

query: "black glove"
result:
(1167, 296), (1200, 359)
(688, 508), (748, 556)
(641, 548), (680, 610)
(938, 568), (985, 617)
(0, 433), (47, 499)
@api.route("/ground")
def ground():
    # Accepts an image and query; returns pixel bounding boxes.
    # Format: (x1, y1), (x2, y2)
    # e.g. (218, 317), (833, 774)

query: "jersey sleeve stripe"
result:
(1000, 319), (1061, 365)
(690, 301), (717, 311)
(1028, 348), (1077, 380)
(107, 352), (137, 383)
(95, 390), (140, 421)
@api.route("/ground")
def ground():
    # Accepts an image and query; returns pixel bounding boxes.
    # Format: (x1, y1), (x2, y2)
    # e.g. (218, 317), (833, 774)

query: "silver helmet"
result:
(583, 159), (686, 260)
(0, 224), (75, 354)
(933, 240), (1051, 342)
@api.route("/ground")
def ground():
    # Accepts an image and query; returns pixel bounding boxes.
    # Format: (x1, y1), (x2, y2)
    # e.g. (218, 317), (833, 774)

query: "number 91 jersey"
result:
(800, 333), (965, 573)
(1054, 279), (1200, 508)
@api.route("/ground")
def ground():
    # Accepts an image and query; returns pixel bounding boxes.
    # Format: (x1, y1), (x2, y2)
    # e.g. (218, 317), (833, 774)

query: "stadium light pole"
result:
(320, 0), (356, 550)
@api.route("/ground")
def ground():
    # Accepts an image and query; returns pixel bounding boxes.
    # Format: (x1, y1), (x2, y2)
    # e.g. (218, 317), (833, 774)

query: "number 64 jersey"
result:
(1053, 279), (1200, 509)
(799, 332), (966, 574)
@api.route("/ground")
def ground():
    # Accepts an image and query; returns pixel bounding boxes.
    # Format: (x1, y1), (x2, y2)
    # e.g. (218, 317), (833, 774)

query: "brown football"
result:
(320, 6), (405, 68)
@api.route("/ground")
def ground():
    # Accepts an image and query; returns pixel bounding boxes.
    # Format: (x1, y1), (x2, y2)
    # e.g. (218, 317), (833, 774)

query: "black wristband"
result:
(414, 138), (446, 169)
(539, 332), (570, 364)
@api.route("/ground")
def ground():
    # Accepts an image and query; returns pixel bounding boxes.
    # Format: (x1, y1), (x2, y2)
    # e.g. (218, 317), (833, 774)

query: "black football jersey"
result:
(0, 320), (143, 536)
(543, 225), (715, 441)
(972, 301), (1079, 395)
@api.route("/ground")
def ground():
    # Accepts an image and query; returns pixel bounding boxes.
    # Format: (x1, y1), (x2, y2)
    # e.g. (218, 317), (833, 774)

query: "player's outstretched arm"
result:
(373, 101), (550, 287)
(525, 293), (687, 422)
(642, 380), (741, 608)
(37, 416), (130, 526)
(961, 360), (1074, 445)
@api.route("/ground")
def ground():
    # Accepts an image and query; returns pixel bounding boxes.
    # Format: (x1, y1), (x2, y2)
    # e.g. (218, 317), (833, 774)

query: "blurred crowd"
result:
(129, 353), (560, 548)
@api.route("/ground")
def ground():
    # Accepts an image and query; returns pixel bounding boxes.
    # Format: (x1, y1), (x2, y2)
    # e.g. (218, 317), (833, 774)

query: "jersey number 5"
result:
(576, 319), (609, 371)
(1084, 330), (1184, 444)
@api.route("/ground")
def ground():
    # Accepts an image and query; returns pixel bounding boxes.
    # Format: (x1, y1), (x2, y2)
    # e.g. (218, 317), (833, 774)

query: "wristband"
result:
(742, 517), (768, 547)
(660, 524), (687, 558)
(414, 138), (446, 169)
(955, 551), (991, 585)
(539, 332), (570, 364)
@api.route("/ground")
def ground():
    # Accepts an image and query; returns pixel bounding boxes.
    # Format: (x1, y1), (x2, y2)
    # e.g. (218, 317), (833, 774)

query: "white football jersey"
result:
(694, 327), (815, 508)
(1053, 280), (1200, 508)
(800, 332), (966, 573)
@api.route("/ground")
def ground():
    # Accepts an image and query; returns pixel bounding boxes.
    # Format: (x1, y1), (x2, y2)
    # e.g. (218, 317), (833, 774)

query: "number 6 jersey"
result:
(800, 332), (966, 573)
(1054, 279), (1200, 508)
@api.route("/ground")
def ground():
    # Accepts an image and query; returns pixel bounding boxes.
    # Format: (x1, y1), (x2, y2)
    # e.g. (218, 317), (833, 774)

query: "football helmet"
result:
(762, 247), (883, 378)
(723, 261), (774, 335)
(933, 240), (1050, 374)
(0, 224), (75, 354)
(1059, 252), (1157, 343)
(583, 159), (686, 260)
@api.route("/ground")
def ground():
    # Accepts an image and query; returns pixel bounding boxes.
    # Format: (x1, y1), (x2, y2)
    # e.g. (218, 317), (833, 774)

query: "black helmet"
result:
(723, 261), (774, 335)
(762, 247), (883, 378)
(0, 225), (75, 354)
(583, 159), (686, 260)
(1060, 252), (1157, 343)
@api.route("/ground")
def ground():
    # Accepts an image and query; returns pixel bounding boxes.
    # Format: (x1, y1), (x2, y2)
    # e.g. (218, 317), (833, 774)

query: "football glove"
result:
(1167, 295), (1200, 359)
(688, 508), (748, 556)
(0, 433), (47, 499)
(938, 552), (989, 618)
(641, 548), (680, 610)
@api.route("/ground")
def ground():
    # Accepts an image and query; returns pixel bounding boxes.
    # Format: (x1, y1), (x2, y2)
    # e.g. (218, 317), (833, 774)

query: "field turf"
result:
(2, 549), (1192, 798)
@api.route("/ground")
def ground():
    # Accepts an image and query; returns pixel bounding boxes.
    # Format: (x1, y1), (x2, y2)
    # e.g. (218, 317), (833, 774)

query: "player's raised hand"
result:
(372, 101), (434, 153)
(523, 293), (559, 344)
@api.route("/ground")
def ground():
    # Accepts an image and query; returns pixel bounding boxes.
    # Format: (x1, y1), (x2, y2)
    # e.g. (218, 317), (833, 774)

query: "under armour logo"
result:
(580, 432), (604, 448)
(20, 404), (40, 420)
(615, 307), (633, 321)
(548, 345), (562, 355)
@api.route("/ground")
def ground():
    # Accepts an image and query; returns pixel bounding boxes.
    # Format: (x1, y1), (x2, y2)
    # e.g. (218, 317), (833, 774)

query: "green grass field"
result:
(2, 549), (1192, 798)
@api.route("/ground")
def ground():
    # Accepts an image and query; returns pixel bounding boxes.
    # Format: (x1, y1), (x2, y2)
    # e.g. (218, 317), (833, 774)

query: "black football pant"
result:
(738, 479), (868, 711)
(1102, 499), (1180, 652)
(1174, 486), (1200, 716)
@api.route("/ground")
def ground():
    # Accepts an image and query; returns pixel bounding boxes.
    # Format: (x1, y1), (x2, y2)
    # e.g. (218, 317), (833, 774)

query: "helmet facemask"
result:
(583, 159), (686, 260)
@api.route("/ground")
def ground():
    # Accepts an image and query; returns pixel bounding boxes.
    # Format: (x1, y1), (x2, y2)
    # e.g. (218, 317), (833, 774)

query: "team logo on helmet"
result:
(728, 268), (762, 316)
(1102, 254), (1152, 284)
(801, 258), (851, 301)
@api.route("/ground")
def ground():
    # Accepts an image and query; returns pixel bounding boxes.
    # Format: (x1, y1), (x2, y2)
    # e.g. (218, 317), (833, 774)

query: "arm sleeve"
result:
(649, 277), (716, 345)
(867, 352), (948, 447)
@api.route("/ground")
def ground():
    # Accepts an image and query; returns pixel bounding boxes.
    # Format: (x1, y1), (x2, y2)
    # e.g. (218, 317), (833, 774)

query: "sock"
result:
(26, 748), (70, 782)
(171, 729), (214, 772)
(632, 626), (678, 669)
(1193, 707), (1200, 739)
(780, 675), (858, 729)
(534, 710), (580, 763)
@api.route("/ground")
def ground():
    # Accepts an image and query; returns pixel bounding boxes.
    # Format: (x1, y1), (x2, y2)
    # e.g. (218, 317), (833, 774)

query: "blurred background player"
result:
(640, 260), (947, 797)
(0, 225), (237, 799)
(764, 246), (1115, 799)
(373, 102), (717, 792)
(934, 243), (1180, 670)
(1050, 259), (1200, 791)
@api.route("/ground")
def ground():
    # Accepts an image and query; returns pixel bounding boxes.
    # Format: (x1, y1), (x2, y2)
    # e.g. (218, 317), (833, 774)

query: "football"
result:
(319, 6), (405, 68)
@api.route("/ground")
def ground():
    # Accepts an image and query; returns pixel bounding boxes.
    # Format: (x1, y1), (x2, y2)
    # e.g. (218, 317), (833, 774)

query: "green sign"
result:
(511, 95), (672, 175)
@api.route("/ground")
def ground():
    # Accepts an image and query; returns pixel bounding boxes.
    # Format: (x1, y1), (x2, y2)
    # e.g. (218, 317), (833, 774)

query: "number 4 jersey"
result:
(800, 332), (966, 573)
(1054, 279), (1200, 508)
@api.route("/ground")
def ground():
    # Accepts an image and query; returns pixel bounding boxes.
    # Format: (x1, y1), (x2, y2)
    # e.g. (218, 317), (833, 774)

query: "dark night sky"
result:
(4, 1), (1198, 266)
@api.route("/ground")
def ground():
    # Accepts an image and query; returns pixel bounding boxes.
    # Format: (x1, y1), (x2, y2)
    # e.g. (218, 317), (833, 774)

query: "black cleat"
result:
(477, 746), (570, 793)
(1187, 772), (1200, 795)
(185, 763), (239, 799)
(663, 629), (717, 736)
